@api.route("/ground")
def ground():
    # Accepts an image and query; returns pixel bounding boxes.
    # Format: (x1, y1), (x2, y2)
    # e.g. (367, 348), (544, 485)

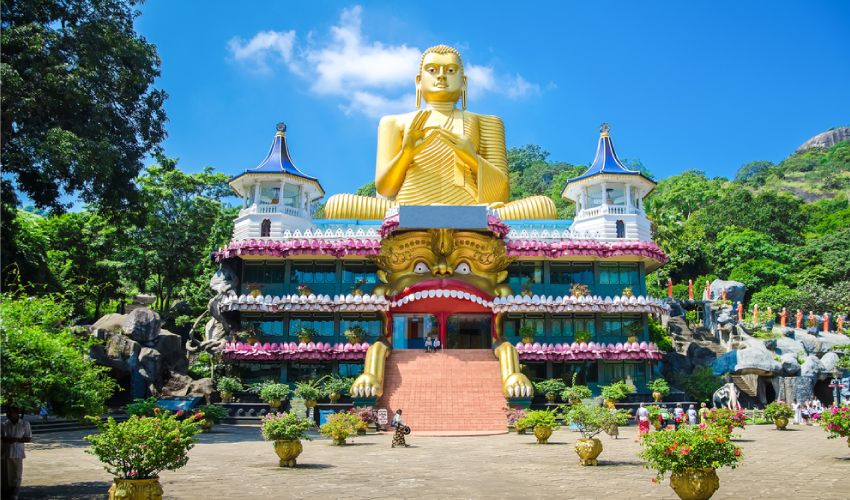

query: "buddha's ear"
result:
(461, 75), (468, 110)
(415, 75), (421, 109)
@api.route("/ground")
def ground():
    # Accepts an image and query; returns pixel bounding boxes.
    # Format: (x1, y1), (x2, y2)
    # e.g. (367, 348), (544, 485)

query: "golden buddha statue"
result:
(325, 45), (556, 220)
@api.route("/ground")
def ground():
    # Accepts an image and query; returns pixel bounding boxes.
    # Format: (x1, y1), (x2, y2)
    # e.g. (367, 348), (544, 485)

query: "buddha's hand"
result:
(503, 372), (534, 398)
(350, 372), (382, 398)
(401, 110), (438, 157)
(438, 128), (480, 167)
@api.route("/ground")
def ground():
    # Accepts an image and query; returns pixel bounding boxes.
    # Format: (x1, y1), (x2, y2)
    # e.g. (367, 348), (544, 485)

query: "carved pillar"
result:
(253, 181), (261, 207)
(278, 179), (286, 208)
(625, 184), (632, 210)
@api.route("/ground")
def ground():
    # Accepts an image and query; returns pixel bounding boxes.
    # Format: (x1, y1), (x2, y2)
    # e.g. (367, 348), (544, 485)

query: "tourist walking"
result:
(673, 403), (685, 429)
(793, 400), (803, 425)
(605, 403), (619, 439)
(659, 406), (670, 430)
(636, 403), (650, 435)
(698, 402), (709, 425)
(1, 406), (31, 500)
(391, 409), (410, 448)
(687, 404), (698, 425)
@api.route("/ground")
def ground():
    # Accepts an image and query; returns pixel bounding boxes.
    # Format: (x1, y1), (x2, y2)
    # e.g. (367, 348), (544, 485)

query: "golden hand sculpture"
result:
(350, 336), (391, 398)
(325, 45), (556, 220)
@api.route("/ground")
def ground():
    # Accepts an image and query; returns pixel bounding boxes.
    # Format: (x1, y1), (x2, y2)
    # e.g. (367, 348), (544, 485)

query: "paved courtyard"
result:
(17, 422), (850, 499)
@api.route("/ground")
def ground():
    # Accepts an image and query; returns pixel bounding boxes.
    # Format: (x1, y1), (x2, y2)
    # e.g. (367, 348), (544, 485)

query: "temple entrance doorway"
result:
(446, 314), (492, 349)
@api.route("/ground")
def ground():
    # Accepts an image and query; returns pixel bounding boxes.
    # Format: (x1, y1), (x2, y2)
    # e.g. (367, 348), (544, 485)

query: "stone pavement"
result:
(16, 422), (850, 499)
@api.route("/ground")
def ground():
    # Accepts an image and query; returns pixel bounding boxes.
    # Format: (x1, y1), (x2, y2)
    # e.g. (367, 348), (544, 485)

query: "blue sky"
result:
(134, 1), (850, 200)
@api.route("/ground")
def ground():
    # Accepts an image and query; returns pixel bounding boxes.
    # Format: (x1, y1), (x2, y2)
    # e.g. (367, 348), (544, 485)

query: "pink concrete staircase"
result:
(378, 350), (507, 436)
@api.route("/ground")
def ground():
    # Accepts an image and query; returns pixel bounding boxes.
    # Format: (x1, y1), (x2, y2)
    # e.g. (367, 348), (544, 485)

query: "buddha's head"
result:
(416, 45), (467, 109)
(370, 229), (514, 299)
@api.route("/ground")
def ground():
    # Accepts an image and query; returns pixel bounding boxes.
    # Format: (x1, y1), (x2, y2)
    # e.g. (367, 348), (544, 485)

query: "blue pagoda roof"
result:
(560, 125), (655, 197)
(229, 125), (323, 193)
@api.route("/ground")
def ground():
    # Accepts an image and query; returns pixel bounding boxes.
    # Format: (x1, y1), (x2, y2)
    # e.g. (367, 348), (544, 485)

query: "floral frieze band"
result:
(222, 341), (369, 361)
(516, 341), (664, 361)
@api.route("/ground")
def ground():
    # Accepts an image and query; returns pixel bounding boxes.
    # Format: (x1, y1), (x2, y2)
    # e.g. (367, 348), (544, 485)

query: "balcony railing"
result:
(578, 204), (644, 218)
(239, 203), (307, 218)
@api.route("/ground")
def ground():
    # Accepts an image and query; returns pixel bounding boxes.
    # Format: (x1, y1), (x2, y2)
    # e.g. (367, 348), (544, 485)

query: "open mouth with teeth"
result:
(390, 279), (494, 310)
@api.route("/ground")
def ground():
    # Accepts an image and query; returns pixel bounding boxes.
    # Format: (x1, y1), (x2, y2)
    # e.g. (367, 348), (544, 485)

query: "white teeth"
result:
(428, 290), (436, 298)
(463, 292), (471, 300)
(508, 387), (514, 397)
(414, 291), (422, 300)
(450, 290), (458, 298)
(435, 289), (444, 298)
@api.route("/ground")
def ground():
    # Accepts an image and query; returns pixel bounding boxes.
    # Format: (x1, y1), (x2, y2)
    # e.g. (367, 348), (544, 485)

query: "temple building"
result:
(214, 121), (668, 433)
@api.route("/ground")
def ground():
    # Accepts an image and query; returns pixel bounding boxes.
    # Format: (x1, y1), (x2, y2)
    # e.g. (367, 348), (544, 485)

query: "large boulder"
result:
(687, 342), (717, 368)
(709, 280), (745, 304)
(711, 347), (782, 376)
(820, 352), (839, 374)
(664, 298), (685, 318)
(154, 330), (189, 373)
(122, 308), (162, 343)
(776, 376), (815, 403)
(794, 331), (850, 355)
(210, 264), (239, 294)
(771, 337), (806, 356)
(660, 351), (692, 379)
(779, 353), (801, 376)
(92, 313), (128, 335)
(800, 354), (830, 380)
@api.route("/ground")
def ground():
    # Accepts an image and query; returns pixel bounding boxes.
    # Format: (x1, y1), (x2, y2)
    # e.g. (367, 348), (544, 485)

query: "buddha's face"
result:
(417, 52), (465, 104)
(370, 229), (514, 299)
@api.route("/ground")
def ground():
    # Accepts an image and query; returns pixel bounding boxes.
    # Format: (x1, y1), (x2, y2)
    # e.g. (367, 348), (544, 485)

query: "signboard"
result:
(307, 407), (315, 422)
(377, 409), (388, 425)
(156, 396), (202, 412)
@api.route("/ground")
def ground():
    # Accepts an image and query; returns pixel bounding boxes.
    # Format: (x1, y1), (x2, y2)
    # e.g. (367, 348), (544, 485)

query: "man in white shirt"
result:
(1, 406), (31, 500)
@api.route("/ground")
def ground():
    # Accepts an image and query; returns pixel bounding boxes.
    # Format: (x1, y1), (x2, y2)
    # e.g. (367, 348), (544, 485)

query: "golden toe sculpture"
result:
(325, 45), (557, 220)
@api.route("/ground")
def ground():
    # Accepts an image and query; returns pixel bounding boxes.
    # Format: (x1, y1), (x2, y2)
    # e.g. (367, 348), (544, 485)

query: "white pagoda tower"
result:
(561, 124), (655, 241)
(228, 123), (324, 239)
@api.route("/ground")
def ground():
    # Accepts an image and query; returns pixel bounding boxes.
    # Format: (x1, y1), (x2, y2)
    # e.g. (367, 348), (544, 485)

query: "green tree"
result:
(0, 292), (117, 419)
(734, 160), (775, 187)
(122, 157), (230, 315)
(645, 170), (725, 221)
(728, 259), (789, 301)
(682, 367), (724, 403)
(1, 0), (168, 215)
(750, 285), (800, 314)
(356, 181), (376, 197)
(795, 230), (850, 282)
(694, 187), (807, 245)
(710, 227), (786, 276)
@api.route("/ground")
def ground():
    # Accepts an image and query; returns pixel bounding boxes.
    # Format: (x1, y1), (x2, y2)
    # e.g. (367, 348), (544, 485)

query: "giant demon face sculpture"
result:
(370, 229), (515, 299)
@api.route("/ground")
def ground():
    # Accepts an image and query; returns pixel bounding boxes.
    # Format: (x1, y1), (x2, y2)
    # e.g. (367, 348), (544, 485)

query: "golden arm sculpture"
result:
(325, 45), (556, 220)
(348, 228), (534, 399)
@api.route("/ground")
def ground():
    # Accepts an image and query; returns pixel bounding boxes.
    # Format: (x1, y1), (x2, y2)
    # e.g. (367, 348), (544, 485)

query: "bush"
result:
(343, 325), (364, 343)
(646, 379), (670, 396)
(293, 379), (323, 401)
(562, 403), (628, 440)
(750, 285), (800, 315)
(319, 412), (359, 442)
(705, 408), (747, 432)
(1, 293), (117, 420)
(575, 330), (592, 344)
(533, 379), (567, 396)
(259, 383), (291, 402)
(682, 367), (723, 403)
(353, 406), (378, 424)
(85, 410), (202, 479)
(217, 377), (242, 393)
(261, 411), (313, 442)
(729, 259), (789, 299)
(126, 397), (161, 418)
(638, 424), (743, 482)
(503, 406), (528, 426)
(819, 406), (850, 439)
(784, 281), (850, 316)
(764, 401), (794, 420)
(648, 317), (673, 352)
(516, 408), (561, 431)
(322, 375), (354, 397)
(599, 382), (631, 402)
(196, 405), (227, 423)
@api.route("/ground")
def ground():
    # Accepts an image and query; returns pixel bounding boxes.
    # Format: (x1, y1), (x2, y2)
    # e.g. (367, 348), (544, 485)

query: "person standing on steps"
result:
(1, 406), (31, 500)
(391, 409), (410, 448)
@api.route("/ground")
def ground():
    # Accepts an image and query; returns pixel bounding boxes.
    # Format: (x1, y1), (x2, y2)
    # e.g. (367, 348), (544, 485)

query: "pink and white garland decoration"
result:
(214, 238), (380, 262)
(223, 341), (370, 361)
(516, 341), (664, 361)
(492, 294), (668, 314)
(505, 239), (667, 264)
(220, 292), (389, 313)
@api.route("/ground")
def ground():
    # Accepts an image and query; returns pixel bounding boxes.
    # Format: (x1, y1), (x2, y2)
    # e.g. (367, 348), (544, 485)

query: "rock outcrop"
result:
(795, 126), (850, 152)
(122, 308), (163, 343)
(709, 280), (745, 304)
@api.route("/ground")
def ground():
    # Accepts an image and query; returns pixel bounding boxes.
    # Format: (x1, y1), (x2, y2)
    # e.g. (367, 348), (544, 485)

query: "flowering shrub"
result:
(639, 424), (743, 481)
(520, 277), (535, 294)
(516, 408), (562, 432)
(319, 412), (359, 441)
(353, 406), (378, 424)
(503, 406), (528, 425)
(297, 285), (313, 295)
(245, 282), (265, 290)
(819, 406), (850, 439)
(85, 410), (201, 479)
(705, 408), (747, 432)
(570, 283), (590, 297)
(344, 325), (364, 343)
(125, 397), (161, 418)
(764, 401), (794, 420)
(260, 412), (313, 442)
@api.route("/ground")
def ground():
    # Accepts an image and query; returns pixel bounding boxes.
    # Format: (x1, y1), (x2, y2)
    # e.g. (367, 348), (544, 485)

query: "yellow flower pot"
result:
(108, 477), (163, 500)
(250, 289), (261, 298)
(220, 391), (233, 403)
(353, 289), (364, 296)
(299, 337), (311, 344)
(545, 394), (557, 403)
(331, 437), (347, 445)
(652, 391), (663, 402)
(653, 420), (662, 431)
(669, 467), (720, 500)
(773, 417), (788, 430)
(533, 425), (553, 444)
(274, 438), (303, 467)
(268, 399), (281, 410)
(522, 336), (534, 344)
(305, 399), (317, 408)
(574, 438), (603, 466)
(198, 419), (214, 433)
(329, 392), (341, 403)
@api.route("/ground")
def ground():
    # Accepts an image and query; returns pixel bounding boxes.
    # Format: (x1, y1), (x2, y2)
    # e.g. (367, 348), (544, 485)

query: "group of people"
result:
(635, 402), (707, 435)
(792, 398), (825, 425)
(424, 336), (441, 353)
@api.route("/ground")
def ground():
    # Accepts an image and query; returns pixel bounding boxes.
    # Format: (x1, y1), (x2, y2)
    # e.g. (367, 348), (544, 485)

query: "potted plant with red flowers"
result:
(819, 405), (850, 449)
(704, 408), (747, 435)
(260, 411), (313, 467)
(245, 282), (265, 298)
(639, 424), (743, 500)
(85, 409), (202, 499)
(570, 283), (590, 298)
(297, 285), (313, 297)
(764, 401), (794, 430)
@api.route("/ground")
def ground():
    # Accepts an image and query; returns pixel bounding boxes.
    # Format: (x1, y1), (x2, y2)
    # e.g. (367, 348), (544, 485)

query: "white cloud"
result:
(227, 30), (296, 74)
(226, 6), (541, 117)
